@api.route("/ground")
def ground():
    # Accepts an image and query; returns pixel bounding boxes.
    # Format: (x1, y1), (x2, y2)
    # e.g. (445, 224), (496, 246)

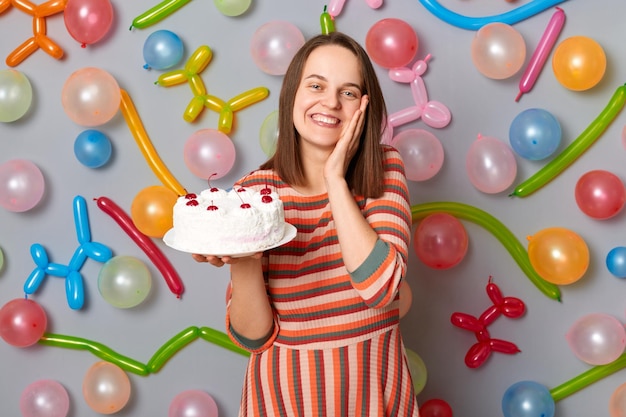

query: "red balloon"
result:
(64, 0), (114, 46)
(0, 298), (47, 347)
(575, 170), (626, 219)
(365, 18), (418, 68)
(414, 213), (468, 269)
(419, 398), (453, 417)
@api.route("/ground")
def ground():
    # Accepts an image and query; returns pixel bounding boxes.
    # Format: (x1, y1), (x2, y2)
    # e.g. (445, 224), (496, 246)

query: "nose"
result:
(320, 91), (340, 109)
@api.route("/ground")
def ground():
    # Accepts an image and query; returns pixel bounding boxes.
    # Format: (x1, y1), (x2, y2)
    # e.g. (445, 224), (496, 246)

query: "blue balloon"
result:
(502, 381), (555, 417)
(74, 129), (112, 168)
(509, 108), (561, 160)
(143, 30), (184, 70)
(606, 246), (626, 278)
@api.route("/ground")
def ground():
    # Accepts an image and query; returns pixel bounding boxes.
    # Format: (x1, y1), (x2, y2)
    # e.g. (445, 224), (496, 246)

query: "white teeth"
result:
(312, 114), (339, 125)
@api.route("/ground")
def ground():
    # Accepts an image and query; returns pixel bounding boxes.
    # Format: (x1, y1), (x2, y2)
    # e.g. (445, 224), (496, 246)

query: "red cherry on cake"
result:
(186, 200), (199, 206)
(262, 195), (273, 203)
(240, 203), (251, 209)
(185, 193), (197, 199)
(207, 200), (218, 211)
(207, 173), (219, 192)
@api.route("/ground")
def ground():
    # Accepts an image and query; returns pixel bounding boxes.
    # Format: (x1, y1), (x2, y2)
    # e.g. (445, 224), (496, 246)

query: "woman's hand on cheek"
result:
(324, 95), (369, 180)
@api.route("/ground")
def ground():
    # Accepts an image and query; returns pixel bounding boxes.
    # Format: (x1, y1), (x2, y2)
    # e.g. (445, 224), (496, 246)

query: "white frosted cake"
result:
(170, 185), (287, 254)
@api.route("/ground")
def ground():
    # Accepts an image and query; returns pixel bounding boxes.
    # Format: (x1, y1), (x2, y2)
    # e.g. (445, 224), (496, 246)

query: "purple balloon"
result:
(0, 159), (45, 212)
(20, 380), (70, 417)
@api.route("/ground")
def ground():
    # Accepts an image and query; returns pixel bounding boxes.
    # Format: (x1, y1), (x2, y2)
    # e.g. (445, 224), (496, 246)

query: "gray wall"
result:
(1, 1), (623, 416)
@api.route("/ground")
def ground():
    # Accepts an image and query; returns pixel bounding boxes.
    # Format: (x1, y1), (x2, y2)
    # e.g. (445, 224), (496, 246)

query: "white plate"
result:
(163, 223), (297, 257)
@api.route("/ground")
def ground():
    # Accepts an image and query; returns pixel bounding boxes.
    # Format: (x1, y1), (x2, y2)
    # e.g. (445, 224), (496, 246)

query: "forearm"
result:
(228, 258), (274, 340)
(325, 176), (378, 272)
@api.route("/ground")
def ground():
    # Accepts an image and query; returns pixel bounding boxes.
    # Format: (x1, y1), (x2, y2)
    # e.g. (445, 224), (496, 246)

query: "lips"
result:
(311, 114), (340, 126)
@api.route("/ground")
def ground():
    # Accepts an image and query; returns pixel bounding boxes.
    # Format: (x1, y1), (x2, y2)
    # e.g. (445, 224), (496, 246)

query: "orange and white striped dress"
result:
(226, 146), (419, 417)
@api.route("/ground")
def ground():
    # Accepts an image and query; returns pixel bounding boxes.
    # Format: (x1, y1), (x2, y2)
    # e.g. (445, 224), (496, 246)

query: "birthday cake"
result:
(167, 185), (288, 255)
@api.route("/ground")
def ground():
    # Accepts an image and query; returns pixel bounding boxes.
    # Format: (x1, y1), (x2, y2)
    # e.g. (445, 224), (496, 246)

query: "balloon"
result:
(120, 89), (187, 196)
(566, 313), (626, 366)
(83, 361), (131, 414)
(143, 30), (184, 70)
(0, 159), (45, 212)
(509, 108), (561, 160)
(466, 135), (517, 194)
(198, 326), (250, 357)
(169, 390), (219, 417)
(4, 0), (66, 66)
(405, 348), (427, 395)
(0, 246), (4, 271)
(20, 379), (70, 417)
(328, 0), (382, 17)
(471, 23), (526, 80)
(387, 56), (452, 129)
(610, 382), (626, 417)
(320, 5), (335, 35)
(391, 129), (444, 181)
(214, 0), (252, 16)
(130, 185), (177, 238)
(0, 69), (33, 122)
(515, 7), (565, 101)
(502, 381), (555, 417)
(259, 110), (279, 157)
(250, 21), (305, 75)
(365, 18), (418, 69)
(414, 213), (468, 269)
(184, 129), (236, 179)
(155, 45), (212, 92)
(64, 0), (114, 47)
(527, 227), (589, 285)
(98, 256), (152, 309)
(74, 129), (113, 168)
(398, 280), (413, 319)
(575, 170), (626, 220)
(553, 36), (606, 91)
(62, 67), (121, 127)
(148, 326), (199, 372)
(0, 298), (47, 347)
(419, 398), (453, 417)
(412, 202), (561, 301)
(418, 0), (566, 30)
(511, 84), (626, 197)
(131, 0), (192, 29)
(607, 247), (626, 278)
(96, 196), (184, 297)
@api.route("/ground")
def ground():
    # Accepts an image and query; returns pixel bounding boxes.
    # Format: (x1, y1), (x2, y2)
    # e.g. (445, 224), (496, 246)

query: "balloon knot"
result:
(81, 43), (86, 49)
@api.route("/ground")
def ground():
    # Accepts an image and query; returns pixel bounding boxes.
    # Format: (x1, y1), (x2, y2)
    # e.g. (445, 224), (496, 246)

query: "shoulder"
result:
(379, 145), (405, 170)
(236, 170), (286, 191)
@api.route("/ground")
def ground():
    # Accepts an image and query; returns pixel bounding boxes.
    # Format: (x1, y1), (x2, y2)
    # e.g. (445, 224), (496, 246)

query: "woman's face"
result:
(292, 44), (364, 151)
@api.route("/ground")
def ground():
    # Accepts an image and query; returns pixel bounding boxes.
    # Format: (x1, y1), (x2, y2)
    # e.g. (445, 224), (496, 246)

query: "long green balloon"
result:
(511, 84), (626, 198)
(411, 202), (561, 301)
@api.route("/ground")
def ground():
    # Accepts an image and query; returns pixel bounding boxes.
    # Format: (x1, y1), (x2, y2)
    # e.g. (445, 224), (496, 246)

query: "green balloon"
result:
(0, 247), (4, 271)
(0, 69), (33, 122)
(213, 0), (252, 16)
(98, 256), (152, 309)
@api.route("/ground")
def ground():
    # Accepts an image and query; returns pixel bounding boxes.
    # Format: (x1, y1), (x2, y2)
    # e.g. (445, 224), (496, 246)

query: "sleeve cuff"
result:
(349, 239), (390, 284)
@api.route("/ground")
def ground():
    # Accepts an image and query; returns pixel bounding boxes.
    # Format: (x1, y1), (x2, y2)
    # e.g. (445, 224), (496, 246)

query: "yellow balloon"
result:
(130, 185), (177, 238)
(552, 36), (606, 91)
(527, 227), (589, 285)
(405, 348), (427, 395)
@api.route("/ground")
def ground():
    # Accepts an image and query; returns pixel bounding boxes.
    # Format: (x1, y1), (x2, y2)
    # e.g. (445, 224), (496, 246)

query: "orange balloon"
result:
(527, 227), (589, 285)
(552, 36), (606, 91)
(130, 185), (177, 238)
(399, 280), (412, 319)
(82, 361), (131, 414)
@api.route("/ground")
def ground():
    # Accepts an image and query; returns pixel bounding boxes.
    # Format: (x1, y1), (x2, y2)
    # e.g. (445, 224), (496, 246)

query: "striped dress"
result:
(226, 146), (419, 417)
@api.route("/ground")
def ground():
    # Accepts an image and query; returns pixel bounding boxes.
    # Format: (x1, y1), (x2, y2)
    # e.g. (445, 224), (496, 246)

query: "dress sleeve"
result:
(349, 146), (412, 309)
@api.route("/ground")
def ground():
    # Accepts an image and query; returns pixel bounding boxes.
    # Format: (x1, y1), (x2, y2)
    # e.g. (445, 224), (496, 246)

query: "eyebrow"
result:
(303, 74), (363, 91)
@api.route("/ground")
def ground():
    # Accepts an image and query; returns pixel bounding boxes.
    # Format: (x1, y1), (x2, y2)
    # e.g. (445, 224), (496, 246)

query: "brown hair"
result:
(260, 32), (388, 198)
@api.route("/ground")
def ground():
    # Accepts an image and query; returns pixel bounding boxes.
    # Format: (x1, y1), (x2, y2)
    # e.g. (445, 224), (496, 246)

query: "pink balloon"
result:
(169, 390), (219, 417)
(0, 159), (45, 212)
(466, 135), (517, 194)
(184, 129), (236, 180)
(392, 129), (444, 181)
(471, 23), (526, 80)
(62, 67), (120, 127)
(20, 379), (70, 417)
(365, 18), (418, 68)
(566, 313), (626, 365)
(575, 170), (626, 219)
(250, 21), (305, 75)
(0, 298), (47, 347)
(64, 0), (114, 46)
(414, 213), (468, 269)
(83, 361), (131, 414)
